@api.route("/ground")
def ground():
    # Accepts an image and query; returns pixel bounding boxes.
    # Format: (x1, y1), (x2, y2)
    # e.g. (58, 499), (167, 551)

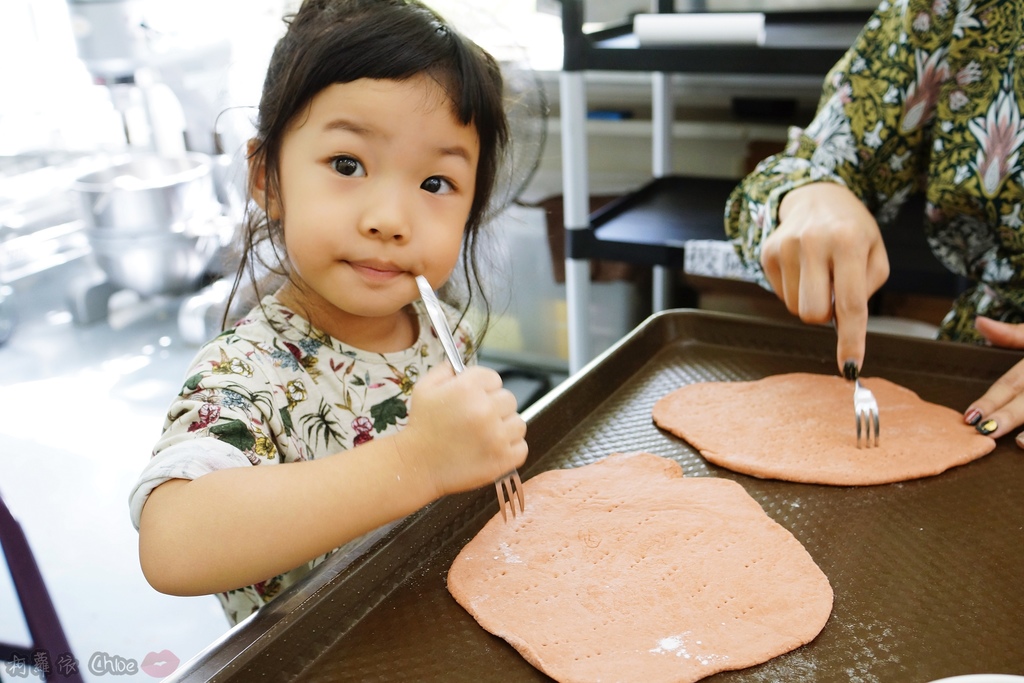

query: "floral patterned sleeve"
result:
(724, 0), (937, 280)
(154, 335), (297, 465)
(127, 335), (292, 530)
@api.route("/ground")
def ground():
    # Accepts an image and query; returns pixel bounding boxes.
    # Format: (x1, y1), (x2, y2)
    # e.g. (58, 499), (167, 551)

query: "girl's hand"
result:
(762, 182), (890, 374)
(399, 364), (528, 497)
(964, 316), (1024, 447)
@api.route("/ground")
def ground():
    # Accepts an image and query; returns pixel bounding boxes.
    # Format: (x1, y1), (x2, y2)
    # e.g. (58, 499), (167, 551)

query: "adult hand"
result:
(762, 182), (890, 374)
(964, 316), (1024, 447)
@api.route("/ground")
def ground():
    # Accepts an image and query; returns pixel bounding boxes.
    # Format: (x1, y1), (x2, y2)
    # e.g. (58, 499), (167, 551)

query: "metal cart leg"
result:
(561, 70), (591, 373)
(653, 266), (673, 312)
(652, 72), (673, 179)
(652, 71), (674, 312)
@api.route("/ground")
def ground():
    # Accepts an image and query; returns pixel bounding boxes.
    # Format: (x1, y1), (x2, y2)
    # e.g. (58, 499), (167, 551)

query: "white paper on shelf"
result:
(633, 13), (766, 47)
(683, 240), (760, 282)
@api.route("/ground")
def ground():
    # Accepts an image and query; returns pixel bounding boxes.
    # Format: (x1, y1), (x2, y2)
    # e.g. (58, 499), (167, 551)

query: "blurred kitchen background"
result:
(0, 0), (898, 680)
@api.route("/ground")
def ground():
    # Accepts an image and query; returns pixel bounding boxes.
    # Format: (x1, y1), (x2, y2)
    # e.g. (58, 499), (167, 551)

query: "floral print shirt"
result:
(129, 293), (475, 625)
(725, 0), (1024, 342)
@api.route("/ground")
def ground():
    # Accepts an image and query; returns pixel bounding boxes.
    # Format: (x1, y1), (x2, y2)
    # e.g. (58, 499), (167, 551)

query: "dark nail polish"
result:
(964, 408), (982, 426)
(976, 419), (997, 436)
(842, 361), (859, 381)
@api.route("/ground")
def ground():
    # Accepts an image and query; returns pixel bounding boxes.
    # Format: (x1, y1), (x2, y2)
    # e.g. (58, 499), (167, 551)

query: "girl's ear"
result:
(247, 138), (281, 221)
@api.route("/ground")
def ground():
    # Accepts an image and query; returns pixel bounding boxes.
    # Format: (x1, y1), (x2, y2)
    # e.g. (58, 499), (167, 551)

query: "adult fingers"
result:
(971, 392), (1024, 441)
(797, 240), (835, 325)
(764, 230), (833, 321)
(969, 318), (1024, 447)
(831, 231), (889, 374)
(830, 248), (869, 374)
(964, 357), (1024, 439)
(865, 238), (891, 295)
(760, 236), (796, 315)
(975, 316), (1024, 349)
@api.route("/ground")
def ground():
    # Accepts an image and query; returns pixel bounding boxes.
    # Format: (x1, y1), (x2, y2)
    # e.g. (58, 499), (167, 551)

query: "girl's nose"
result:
(358, 183), (410, 243)
(365, 223), (407, 242)
(360, 211), (408, 241)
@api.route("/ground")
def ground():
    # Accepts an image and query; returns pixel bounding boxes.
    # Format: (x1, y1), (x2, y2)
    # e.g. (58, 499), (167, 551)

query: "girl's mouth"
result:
(348, 260), (404, 282)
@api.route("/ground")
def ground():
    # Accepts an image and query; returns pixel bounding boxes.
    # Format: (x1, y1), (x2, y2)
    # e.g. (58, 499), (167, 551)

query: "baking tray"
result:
(172, 310), (1024, 682)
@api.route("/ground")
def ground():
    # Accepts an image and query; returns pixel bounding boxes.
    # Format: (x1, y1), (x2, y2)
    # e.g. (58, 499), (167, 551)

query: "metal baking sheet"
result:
(173, 310), (1024, 682)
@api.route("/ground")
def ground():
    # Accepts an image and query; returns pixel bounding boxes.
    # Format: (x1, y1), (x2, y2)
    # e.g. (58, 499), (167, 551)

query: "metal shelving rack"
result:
(558, 0), (873, 372)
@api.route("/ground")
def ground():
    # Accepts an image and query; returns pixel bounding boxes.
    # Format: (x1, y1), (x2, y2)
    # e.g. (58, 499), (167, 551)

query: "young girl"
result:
(128, 0), (528, 625)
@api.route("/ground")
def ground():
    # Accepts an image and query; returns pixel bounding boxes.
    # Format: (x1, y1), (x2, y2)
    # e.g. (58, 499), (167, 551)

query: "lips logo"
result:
(141, 650), (180, 678)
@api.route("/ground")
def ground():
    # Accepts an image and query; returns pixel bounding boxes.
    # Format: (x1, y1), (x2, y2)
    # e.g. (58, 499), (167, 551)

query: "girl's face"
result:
(260, 73), (480, 349)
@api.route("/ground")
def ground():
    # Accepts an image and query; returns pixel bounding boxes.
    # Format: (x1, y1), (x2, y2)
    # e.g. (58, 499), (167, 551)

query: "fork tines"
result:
(494, 469), (525, 522)
(856, 406), (879, 448)
(854, 379), (880, 448)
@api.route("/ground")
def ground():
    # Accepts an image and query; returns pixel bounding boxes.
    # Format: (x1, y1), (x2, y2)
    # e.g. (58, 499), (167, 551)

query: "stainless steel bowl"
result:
(0, 284), (14, 345)
(72, 153), (231, 297)
(86, 227), (226, 298)
(72, 153), (219, 233)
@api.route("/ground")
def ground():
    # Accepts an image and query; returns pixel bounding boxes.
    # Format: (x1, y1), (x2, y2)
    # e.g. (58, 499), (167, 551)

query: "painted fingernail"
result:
(842, 361), (859, 381)
(964, 408), (983, 426)
(1016, 433), (1024, 449)
(976, 418), (997, 436)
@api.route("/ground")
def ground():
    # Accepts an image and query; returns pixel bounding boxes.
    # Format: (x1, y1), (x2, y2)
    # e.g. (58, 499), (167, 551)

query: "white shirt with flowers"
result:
(128, 293), (474, 625)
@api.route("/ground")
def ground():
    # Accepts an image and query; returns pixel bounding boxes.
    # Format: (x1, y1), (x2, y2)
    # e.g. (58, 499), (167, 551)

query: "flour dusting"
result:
(649, 633), (729, 666)
(498, 541), (522, 564)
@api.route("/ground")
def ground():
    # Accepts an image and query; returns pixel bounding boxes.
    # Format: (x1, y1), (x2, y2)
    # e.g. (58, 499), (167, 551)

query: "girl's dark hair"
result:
(226, 0), (510, 345)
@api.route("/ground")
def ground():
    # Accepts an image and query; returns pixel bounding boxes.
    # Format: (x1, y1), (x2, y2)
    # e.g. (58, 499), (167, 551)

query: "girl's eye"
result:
(331, 156), (365, 177)
(421, 176), (454, 194)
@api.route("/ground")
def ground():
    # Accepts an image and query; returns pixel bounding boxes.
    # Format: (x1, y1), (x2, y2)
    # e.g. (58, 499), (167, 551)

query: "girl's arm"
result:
(138, 363), (526, 596)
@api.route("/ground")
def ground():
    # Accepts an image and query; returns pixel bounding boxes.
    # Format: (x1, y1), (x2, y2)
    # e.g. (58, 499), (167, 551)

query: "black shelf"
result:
(568, 175), (736, 269)
(561, 1), (872, 75)
(570, 176), (965, 300)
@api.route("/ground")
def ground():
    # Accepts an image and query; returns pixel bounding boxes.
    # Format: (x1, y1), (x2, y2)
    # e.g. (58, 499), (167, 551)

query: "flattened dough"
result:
(652, 373), (996, 486)
(448, 453), (833, 683)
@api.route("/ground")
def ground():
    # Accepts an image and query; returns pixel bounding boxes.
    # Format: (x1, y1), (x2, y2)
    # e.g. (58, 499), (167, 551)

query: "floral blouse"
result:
(129, 294), (475, 625)
(725, 0), (1024, 342)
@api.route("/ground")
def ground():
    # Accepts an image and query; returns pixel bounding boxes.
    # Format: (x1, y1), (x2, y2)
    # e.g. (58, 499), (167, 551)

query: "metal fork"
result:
(854, 379), (880, 448)
(845, 362), (880, 448)
(493, 469), (525, 523)
(414, 276), (525, 521)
